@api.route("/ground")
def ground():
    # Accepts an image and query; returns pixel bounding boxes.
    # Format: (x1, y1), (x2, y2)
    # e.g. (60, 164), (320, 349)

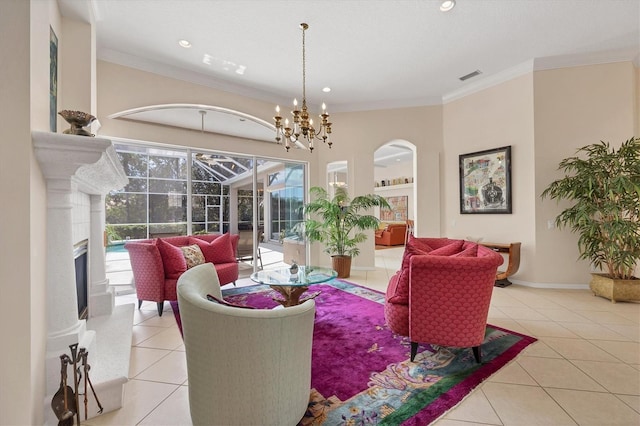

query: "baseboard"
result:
(508, 279), (589, 290)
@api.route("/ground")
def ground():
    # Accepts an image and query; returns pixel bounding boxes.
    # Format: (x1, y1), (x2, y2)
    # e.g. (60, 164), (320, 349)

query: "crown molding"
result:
(533, 48), (639, 71)
(442, 60), (535, 104)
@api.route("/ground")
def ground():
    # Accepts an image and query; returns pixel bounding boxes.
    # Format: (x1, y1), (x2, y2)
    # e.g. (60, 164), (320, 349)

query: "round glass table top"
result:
(250, 266), (337, 287)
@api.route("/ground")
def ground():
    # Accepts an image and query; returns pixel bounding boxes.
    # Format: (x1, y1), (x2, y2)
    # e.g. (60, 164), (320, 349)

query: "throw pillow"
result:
(428, 239), (464, 256)
(388, 238), (432, 304)
(452, 242), (478, 257)
(180, 244), (205, 269)
(206, 294), (254, 309)
(156, 238), (187, 279)
(189, 233), (236, 264)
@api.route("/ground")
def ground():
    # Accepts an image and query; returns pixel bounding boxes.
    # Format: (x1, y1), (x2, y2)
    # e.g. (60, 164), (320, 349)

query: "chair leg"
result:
(138, 299), (143, 310)
(157, 302), (164, 317)
(258, 248), (263, 269)
(472, 346), (481, 363)
(410, 342), (419, 362)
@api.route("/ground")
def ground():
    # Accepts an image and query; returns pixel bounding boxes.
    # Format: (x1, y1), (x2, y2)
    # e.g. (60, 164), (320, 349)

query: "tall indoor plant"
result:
(541, 137), (640, 302)
(301, 186), (390, 278)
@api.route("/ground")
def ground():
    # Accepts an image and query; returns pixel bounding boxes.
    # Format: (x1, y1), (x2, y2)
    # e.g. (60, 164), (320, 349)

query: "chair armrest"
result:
(125, 242), (166, 301)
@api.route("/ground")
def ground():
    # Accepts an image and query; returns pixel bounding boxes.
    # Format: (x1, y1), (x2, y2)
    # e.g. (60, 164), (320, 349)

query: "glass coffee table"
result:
(250, 266), (337, 307)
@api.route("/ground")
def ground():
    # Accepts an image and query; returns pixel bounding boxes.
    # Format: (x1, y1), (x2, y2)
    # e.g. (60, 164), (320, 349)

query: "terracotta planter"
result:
(332, 255), (352, 278)
(589, 273), (640, 303)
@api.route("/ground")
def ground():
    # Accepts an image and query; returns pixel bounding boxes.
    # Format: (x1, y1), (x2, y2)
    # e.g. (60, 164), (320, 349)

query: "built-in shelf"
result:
(374, 183), (413, 192)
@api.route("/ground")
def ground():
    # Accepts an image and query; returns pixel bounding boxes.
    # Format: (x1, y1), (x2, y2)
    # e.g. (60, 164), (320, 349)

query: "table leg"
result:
(270, 286), (320, 306)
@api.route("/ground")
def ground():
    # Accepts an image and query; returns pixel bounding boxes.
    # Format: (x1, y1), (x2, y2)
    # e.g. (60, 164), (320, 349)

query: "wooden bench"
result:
(480, 242), (521, 287)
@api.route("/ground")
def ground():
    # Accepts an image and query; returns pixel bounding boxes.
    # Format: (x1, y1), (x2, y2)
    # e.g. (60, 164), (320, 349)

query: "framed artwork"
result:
(380, 196), (408, 221)
(459, 146), (512, 214)
(50, 26), (58, 132)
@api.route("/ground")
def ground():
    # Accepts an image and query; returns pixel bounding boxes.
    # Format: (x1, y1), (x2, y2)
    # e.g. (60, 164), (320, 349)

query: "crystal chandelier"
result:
(274, 23), (333, 152)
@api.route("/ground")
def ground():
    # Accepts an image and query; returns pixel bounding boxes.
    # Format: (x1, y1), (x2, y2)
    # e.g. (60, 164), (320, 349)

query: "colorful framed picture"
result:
(380, 195), (408, 221)
(459, 146), (512, 214)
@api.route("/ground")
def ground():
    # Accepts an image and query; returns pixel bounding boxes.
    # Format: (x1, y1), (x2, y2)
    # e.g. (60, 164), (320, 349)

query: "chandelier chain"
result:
(273, 22), (333, 152)
(302, 24), (306, 106)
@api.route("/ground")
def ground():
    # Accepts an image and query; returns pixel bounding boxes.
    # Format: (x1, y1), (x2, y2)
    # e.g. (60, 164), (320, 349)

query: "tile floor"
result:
(90, 246), (640, 425)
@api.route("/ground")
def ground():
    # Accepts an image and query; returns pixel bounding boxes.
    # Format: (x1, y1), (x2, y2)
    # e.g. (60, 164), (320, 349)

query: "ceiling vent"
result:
(459, 70), (482, 81)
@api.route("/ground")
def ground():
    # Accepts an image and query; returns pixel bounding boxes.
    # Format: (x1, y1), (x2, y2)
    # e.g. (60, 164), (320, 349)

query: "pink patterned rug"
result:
(171, 279), (536, 425)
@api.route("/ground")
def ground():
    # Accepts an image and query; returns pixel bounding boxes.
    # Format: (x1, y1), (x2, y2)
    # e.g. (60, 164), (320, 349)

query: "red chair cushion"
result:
(189, 233), (236, 264)
(156, 238), (187, 279)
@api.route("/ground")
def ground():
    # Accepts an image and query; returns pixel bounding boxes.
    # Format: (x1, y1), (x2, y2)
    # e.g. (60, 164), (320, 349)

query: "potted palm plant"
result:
(300, 186), (390, 278)
(541, 137), (640, 303)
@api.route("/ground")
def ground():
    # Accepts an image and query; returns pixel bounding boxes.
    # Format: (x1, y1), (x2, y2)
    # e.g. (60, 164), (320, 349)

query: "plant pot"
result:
(589, 273), (640, 303)
(332, 255), (352, 278)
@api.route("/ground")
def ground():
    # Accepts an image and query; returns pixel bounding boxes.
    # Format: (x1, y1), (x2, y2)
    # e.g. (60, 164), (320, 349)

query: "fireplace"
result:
(34, 131), (132, 424)
(74, 240), (89, 320)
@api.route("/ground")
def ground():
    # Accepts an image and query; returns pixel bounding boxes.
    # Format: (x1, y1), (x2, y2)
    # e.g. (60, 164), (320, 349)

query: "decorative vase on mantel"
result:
(59, 110), (96, 137)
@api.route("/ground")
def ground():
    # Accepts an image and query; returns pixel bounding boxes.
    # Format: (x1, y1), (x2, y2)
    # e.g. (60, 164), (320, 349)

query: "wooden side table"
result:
(480, 242), (521, 287)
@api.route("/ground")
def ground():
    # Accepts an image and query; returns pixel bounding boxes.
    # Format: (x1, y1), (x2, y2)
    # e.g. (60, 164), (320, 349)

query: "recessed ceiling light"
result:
(322, 87), (331, 93)
(440, 0), (456, 12)
(178, 39), (192, 48)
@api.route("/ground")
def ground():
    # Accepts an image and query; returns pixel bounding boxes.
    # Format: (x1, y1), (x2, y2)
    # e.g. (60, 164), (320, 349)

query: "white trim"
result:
(509, 279), (589, 290)
(442, 60), (534, 104)
(533, 48), (639, 72)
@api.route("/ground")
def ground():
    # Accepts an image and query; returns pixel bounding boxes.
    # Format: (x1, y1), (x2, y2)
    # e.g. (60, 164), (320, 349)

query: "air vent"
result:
(459, 70), (482, 81)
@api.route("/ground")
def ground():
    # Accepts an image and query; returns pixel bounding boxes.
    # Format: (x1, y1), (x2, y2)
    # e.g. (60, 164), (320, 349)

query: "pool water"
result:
(106, 242), (127, 253)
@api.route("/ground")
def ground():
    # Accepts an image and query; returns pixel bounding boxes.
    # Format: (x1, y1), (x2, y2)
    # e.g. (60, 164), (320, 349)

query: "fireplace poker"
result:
(83, 350), (104, 414)
(78, 348), (88, 420)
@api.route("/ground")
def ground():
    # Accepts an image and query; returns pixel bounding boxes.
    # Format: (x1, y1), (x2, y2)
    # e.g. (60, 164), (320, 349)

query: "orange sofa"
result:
(375, 223), (407, 246)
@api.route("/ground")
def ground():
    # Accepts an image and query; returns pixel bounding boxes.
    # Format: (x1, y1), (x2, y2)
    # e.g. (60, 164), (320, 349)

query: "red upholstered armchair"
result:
(384, 237), (503, 362)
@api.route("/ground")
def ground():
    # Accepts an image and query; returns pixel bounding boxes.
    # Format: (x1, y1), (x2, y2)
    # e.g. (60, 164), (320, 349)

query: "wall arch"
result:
(374, 139), (418, 234)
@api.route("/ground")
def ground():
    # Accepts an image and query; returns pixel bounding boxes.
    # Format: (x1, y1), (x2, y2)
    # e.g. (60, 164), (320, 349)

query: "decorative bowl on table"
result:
(58, 110), (96, 136)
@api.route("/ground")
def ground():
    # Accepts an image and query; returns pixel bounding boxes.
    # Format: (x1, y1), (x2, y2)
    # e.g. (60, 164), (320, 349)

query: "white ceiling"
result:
(60, 0), (640, 164)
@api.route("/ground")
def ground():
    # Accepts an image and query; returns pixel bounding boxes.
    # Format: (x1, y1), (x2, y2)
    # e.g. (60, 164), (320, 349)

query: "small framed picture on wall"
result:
(459, 146), (512, 214)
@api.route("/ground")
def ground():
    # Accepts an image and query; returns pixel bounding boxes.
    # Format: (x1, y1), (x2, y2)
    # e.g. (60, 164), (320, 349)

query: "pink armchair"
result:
(125, 233), (239, 316)
(384, 237), (503, 362)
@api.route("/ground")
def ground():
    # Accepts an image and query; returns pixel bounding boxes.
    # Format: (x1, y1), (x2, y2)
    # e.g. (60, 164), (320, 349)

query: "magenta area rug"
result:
(171, 280), (536, 425)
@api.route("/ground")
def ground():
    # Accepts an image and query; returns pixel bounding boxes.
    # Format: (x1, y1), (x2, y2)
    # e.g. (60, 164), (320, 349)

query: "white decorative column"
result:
(89, 193), (113, 317)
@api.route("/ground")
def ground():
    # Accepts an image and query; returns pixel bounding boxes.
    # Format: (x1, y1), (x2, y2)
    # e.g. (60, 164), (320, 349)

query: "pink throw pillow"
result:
(428, 239), (464, 256)
(190, 233), (236, 264)
(388, 238), (432, 304)
(452, 243), (478, 257)
(156, 238), (187, 279)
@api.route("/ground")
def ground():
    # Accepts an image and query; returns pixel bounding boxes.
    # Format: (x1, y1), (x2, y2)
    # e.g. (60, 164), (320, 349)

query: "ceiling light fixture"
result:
(274, 23), (333, 152)
(178, 39), (192, 48)
(440, 0), (456, 12)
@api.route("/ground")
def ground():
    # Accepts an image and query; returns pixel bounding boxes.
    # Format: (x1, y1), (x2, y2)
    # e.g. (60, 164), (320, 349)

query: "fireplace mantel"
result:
(33, 131), (127, 193)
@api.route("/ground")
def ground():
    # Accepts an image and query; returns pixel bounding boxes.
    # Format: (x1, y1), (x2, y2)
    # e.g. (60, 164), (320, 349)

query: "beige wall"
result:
(322, 106), (442, 268)
(0, 0), (53, 423)
(443, 73), (537, 280)
(533, 62), (637, 285)
(97, 63), (444, 269)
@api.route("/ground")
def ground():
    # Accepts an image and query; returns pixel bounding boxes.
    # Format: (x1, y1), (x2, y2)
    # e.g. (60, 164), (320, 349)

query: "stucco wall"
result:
(533, 62), (637, 285)
(442, 73), (536, 281)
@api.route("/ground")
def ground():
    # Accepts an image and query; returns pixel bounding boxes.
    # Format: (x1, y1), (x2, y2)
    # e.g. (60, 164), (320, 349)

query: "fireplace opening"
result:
(74, 240), (89, 320)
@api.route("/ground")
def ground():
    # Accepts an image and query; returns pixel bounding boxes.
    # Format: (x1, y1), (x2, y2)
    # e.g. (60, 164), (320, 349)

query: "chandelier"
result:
(274, 23), (333, 152)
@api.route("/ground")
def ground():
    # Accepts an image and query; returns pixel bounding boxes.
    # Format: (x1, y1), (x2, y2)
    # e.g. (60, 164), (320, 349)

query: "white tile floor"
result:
(90, 246), (640, 425)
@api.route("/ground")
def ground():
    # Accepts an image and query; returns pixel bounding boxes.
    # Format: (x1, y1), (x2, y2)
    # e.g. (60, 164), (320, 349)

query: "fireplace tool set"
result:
(51, 343), (103, 425)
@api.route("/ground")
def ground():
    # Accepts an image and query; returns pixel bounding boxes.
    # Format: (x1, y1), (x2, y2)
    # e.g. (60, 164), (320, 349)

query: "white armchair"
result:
(177, 263), (315, 426)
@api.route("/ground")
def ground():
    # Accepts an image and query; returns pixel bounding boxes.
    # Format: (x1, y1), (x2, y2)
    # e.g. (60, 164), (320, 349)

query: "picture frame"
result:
(459, 146), (512, 214)
(380, 195), (408, 221)
(50, 26), (58, 133)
